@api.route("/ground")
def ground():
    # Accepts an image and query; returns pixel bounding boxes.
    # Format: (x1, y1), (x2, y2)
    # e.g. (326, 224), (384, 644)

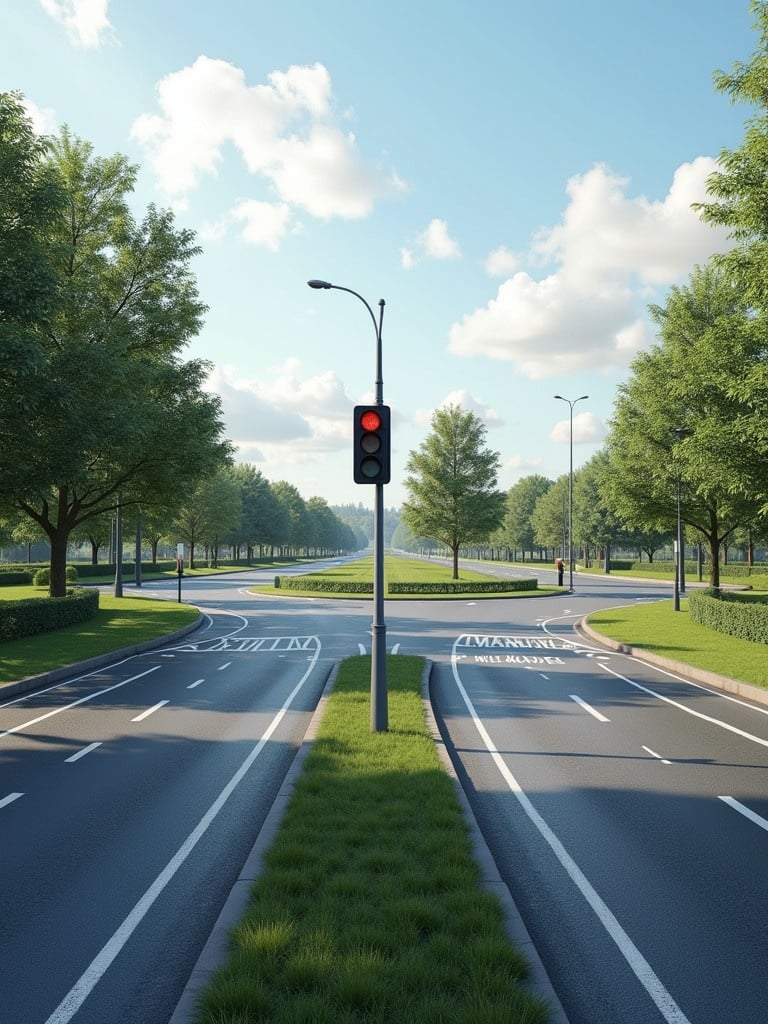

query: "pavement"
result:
(5, 603), (767, 1024)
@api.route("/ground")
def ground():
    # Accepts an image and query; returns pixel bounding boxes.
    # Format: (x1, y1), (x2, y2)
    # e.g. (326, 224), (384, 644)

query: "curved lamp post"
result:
(307, 279), (388, 731)
(554, 394), (589, 592)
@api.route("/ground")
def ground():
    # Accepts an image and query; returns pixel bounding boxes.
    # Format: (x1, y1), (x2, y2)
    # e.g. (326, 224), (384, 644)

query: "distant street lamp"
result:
(554, 394), (589, 592)
(307, 279), (388, 732)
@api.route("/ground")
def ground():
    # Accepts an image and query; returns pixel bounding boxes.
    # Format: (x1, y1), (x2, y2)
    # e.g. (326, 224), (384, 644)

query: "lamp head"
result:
(307, 279), (332, 289)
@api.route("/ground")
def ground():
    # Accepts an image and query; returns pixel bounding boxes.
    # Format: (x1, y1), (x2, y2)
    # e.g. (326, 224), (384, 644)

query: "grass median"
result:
(194, 654), (550, 1024)
(586, 598), (768, 689)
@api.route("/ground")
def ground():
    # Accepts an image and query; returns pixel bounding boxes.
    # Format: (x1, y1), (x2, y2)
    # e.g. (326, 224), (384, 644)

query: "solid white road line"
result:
(600, 663), (768, 749)
(569, 694), (610, 722)
(131, 701), (169, 723)
(65, 742), (102, 764)
(41, 641), (321, 1024)
(0, 666), (161, 740)
(451, 641), (692, 1024)
(642, 745), (672, 766)
(0, 792), (23, 809)
(719, 796), (768, 833)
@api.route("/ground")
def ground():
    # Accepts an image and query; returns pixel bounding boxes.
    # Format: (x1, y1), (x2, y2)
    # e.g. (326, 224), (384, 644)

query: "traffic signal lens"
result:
(360, 455), (381, 478)
(353, 404), (390, 484)
(360, 410), (381, 431)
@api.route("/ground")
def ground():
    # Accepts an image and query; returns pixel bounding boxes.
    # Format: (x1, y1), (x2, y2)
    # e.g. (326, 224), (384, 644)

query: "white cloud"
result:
(202, 199), (294, 250)
(22, 98), (57, 135)
(550, 410), (605, 445)
(403, 218), (461, 268)
(40, 0), (115, 47)
(485, 245), (519, 277)
(207, 361), (354, 468)
(132, 57), (404, 223)
(448, 159), (732, 378)
(414, 390), (501, 428)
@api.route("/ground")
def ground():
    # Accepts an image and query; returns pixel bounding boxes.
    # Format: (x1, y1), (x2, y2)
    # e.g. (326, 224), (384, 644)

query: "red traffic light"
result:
(353, 404), (390, 484)
(360, 409), (382, 432)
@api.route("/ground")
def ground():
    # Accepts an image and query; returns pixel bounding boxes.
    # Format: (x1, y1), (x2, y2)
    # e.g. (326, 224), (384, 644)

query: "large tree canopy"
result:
(402, 404), (505, 579)
(0, 97), (231, 595)
(603, 261), (766, 586)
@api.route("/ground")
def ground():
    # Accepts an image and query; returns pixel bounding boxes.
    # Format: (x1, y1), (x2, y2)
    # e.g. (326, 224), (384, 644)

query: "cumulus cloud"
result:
(402, 218), (461, 268)
(550, 410), (605, 446)
(414, 389), (501, 428)
(132, 57), (404, 239)
(208, 361), (354, 467)
(22, 98), (57, 135)
(485, 246), (519, 277)
(449, 159), (732, 378)
(201, 199), (295, 250)
(40, 0), (115, 47)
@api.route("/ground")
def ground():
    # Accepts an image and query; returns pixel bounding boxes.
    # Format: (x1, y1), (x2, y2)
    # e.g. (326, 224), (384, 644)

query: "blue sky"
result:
(2, 1), (759, 508)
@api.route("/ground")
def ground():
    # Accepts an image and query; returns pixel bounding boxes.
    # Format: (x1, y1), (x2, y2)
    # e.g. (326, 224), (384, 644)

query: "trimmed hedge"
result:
(0, 587), (100, 643)
(275, 576), (374, 594)
(0, 570), (33, 586)
(274, 576), (537, 595)
(689, 589), (768, 645)
(389, 579), (538, 594)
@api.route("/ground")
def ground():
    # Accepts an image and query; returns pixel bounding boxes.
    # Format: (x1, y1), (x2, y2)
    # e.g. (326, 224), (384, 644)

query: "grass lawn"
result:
(0, 589), (199, 686)
(254, 555), (558, 600)
(586, 598), (768, 689)
(194, 655), (549, 1024)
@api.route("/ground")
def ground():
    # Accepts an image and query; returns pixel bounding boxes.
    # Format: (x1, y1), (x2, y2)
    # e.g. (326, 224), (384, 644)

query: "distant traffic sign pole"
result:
(308, 279), (388, 731)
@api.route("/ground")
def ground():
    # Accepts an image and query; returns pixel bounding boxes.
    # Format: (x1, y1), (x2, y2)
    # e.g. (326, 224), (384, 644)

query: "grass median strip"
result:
(194, 655), (550, 1024)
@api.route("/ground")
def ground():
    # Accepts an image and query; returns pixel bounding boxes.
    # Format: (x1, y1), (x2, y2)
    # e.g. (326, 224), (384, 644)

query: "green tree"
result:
(603, 262), (764, 587)
(0, 111), (230, 595)
(574, 451), (626, 570)
(503, 474), (551, 559)
(402, 404), (505, 579)
(271, 481), (309, 555)
(531, 475), (569, 555)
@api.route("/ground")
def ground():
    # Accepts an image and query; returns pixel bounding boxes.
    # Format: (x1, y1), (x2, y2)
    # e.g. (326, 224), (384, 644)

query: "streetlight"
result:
(671, 427), (692, 611)
(554, 394), (589, 592)
(308, 279), (388, 732)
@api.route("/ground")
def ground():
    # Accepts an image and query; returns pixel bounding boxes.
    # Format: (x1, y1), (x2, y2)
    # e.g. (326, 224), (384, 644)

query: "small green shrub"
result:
(389, 579), (537, 594)
(33, 565), (79, 587)
(0, 570), (33, 585)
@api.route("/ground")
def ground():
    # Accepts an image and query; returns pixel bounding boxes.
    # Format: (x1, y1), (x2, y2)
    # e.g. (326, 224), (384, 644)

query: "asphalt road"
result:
(422, 565), (768, 1024)
(2, 561), (766, 1024)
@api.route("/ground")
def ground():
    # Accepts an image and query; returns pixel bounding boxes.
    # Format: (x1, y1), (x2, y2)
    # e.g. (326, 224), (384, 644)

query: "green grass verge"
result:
(256, 555), (558, 600)
(586, 598), (768, 689)
(0, 591), (199, 686)
(194, 655), (549, 1024)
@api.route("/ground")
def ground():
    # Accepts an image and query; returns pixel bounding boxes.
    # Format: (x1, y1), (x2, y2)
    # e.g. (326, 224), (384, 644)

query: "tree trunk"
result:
(49, 529), (69, 598)
(451, 544), (459, 580)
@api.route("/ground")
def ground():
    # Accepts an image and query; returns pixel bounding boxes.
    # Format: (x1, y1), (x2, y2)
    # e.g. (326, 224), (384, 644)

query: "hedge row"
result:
(273, 576), (538, 595)
(0, 588), (100, 643)
(688, 589), (768, 645)
(389, 579), (538, 594)
(0, 570), (33, 586)
(629, 560), (768, 577)
(275, 576), (374, 594)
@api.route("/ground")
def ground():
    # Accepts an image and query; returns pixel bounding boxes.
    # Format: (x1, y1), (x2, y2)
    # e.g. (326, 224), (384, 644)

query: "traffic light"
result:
(353, 405), (390, 484)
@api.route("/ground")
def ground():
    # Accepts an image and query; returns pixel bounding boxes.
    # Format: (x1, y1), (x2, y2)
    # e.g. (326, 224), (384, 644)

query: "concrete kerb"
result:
(422, 661), (571, 1024)
(0, 614), (205, 699)
(578, 619), (768, 709)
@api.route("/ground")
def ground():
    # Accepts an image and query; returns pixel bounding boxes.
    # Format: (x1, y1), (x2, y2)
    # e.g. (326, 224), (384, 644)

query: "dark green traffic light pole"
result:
(308, 279), (388, 731)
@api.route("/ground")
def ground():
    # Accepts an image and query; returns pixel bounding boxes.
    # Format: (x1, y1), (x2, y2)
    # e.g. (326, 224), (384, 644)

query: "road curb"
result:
(579, 619), (768, 708)
(0, 614), (205, 699)
(168, 663), (339, 1024)
(422, 660), (571, 1024)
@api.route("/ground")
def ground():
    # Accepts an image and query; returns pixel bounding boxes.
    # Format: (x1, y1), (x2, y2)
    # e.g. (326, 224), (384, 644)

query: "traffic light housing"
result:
(353, 405), (390, 484)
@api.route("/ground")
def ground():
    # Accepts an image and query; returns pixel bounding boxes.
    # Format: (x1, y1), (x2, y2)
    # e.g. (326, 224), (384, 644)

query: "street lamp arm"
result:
(307, 279), (382, 345)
